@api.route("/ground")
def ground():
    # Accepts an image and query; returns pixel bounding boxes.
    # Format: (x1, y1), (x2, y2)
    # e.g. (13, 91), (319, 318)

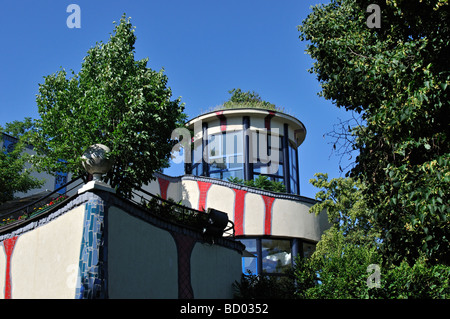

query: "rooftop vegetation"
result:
(205, 88), (287, 114)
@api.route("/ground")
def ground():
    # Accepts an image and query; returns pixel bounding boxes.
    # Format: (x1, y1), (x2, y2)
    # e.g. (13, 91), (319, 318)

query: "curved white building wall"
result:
(143, 174), (329, 241)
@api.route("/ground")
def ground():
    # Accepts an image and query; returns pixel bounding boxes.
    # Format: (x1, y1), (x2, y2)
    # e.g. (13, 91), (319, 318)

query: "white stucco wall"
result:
(0, 204), (85, 299)
(205, 184), (235, 221)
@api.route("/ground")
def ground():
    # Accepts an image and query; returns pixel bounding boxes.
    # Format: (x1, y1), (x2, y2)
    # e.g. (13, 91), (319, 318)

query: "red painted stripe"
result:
(197, 181), (212, 211)
(232, 189), (247, 236)
(264, 111), (276, 131)
(262, 195), (275, 235)
(3, 236), (18, 299)
(215, 111), (227, 132)
(157, 177), (170, 200)
(171, 232), (196, 299)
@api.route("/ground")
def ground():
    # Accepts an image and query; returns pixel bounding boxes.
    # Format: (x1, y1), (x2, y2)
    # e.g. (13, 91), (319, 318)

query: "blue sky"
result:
(0, 0), (353, 198)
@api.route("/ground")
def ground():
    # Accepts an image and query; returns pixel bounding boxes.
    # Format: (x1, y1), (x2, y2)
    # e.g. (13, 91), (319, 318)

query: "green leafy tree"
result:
(298, 0), (449, 265)
(295, 236), (381, 299)
(294, 174), (381, 298)
(2, 117), (36, 140)
(31, 15), (187, 198)
(295, 174), (450, 299)
(371, 257), (450, 299)
(309, 173), (379, 249)
(1, 118), (44, 204)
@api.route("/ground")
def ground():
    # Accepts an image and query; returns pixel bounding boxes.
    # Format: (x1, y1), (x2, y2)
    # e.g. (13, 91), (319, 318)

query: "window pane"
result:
(208, 134), (221, 158)
(210, 157), (227, 170)
(239, 239), (258, 274)
(228, 155), (244, 169)
(290, 178), (298, 195)
(191, 163), (202, 175)
(206, 131), (244, 181)
(240, 239), (257, 252)
(210, 172), (220, 179)
(225, 131), (243, 155)
(289, 144), (298, 194)
(261, 239), (291, 273)
(192, 143), (203, 165)
(242, 257), (258, 275)
(229, 169), (244, 180)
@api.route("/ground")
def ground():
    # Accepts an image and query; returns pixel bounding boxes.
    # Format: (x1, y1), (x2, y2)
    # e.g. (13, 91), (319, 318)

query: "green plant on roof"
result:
(214, 88), (285, 113)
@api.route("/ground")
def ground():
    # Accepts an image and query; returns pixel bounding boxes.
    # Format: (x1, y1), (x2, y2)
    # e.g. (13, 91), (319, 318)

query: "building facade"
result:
(142, 108), (329, 276)
(0, 188), (243, 298)
(0, 107), (329, 297)
(1, 133), (73, 198)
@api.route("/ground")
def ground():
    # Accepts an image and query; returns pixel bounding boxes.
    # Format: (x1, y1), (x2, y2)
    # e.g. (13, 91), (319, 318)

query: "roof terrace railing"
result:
(0, 176), (85, 230)
(131, 186), (235, 238)
(0, 175), (235, 238)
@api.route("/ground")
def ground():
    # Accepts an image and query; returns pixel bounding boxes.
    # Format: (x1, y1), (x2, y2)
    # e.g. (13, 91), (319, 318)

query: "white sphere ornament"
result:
(81, 144), (113, 181)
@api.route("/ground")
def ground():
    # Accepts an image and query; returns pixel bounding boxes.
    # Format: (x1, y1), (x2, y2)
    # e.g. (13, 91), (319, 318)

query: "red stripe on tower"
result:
(232, 189), (247, 236)
(262, 195), (275, 235)
(197, 181), (212, 211)
(3, 236), (18, 299)
(157, 177), (170, 200)
(215, 111), (227, 132)
(264, 111), (276, 131)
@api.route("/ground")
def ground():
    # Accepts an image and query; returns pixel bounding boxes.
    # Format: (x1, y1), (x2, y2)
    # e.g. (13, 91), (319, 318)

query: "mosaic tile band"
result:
(76, 197), (107, 299)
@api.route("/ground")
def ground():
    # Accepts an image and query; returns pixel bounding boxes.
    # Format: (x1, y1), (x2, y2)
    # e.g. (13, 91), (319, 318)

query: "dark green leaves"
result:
(299, 0), (449, 265)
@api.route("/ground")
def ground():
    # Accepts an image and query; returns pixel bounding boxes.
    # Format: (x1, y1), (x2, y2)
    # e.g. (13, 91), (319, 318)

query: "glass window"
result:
(55, 171), (68, 194)
(191, 139), (203, 162)
(252, 131), (284, 182)
(261, 239), (291, 273)
(240, 239), (258, 275)
(207, 131), (244, 181)
(190, 141), (204, 175)
(288, 143), (299, 195)
(2, 135), (17, 154)
(252, 132), (283, 164)
(238, 238), (315, 276)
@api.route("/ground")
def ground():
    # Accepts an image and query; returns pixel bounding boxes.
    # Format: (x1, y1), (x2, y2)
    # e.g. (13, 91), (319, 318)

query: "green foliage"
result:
(299, 172), (383, 298)
(31, 15), (187, 198)
(377, 155), (450, 265)
(2, 117), (36, 141)
(227, 175), (287, 193)
(309, 173), (379, 248)
(295, 244), (450, 299)
(214, 88), (285, 112)
(144, 195), (207, 229)
(0, 119), (44, 204)
(295, 232), (382, 299)
(298, 174), (382, 298)
(293, 172), (450, 299)
(299, 0), (450, 265)
(371, 257), (450, 299)
(233, 271), (296, 299)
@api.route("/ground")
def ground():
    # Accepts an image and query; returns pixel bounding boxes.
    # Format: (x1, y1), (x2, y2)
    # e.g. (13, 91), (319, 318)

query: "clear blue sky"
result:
(0, 0), (353, 198)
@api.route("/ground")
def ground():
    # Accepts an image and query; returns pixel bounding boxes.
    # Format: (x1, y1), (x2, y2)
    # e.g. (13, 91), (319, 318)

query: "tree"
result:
(31, 15), (187, 198)
(309, 173), (380, 252)
(295, 174), (449, 299)
(298, 0), (449, 265)
(2, 117), (36, 140)
(1, 118), (44, 204)
(293, 174), (381, 299)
